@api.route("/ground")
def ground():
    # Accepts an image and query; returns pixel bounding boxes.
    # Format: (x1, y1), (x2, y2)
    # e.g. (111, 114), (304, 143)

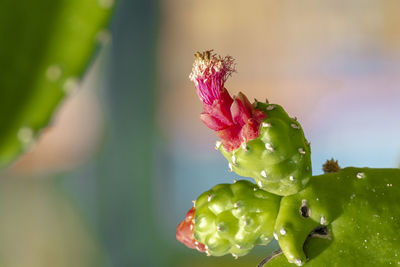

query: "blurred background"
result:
(1, 0), (400, 266)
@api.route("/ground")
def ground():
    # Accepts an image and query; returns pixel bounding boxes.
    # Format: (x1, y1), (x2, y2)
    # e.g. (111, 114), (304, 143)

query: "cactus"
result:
(0, 0), (114, 168)
(219, 102), (311, 196)
(177, 180), (281, 257)
(177, 50), (400, 266)
(267, 167), (400, 266)
(190, 51), (311, 195)
(178, 168), (400, 266)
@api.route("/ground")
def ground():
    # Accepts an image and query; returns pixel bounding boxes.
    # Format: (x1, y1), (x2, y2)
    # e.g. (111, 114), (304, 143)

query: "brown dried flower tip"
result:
(322, 158), (341, 173)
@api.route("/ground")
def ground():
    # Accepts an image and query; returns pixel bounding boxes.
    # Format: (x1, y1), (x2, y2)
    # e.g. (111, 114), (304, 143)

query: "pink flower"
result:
(189, 51), (266, 151)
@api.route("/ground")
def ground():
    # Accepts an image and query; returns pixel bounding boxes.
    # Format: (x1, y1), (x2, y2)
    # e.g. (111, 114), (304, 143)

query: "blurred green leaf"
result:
(0, 0), (113, 167)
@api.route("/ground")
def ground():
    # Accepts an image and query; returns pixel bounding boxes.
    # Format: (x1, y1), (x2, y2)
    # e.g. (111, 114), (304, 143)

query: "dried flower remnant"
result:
(322, 158), (341, 173)
(189, 50), (236, 105)
(176, 207), (206, 253)
(189, 50), (266, 151)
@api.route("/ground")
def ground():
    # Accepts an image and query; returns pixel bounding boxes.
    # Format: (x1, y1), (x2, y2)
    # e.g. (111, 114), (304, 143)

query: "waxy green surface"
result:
(0, 0), (114, 168)
(220, 103), (311, 196)
(193, 180), (281, 257)
(269, 167), (400, 266)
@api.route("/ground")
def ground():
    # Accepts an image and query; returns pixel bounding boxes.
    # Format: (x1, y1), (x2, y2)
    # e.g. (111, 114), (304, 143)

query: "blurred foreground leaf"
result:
(0, 0), (114, 168)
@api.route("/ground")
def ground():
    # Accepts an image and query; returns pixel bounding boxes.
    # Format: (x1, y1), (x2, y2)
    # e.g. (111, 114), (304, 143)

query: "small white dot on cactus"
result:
(232, 253), (239, 259)
(194, 241), (199, 246)
(215, 140), (221, 150)
(241, 142), (247, 150)
(387, 184), (393, 187)
(293, 116), (298, 121)
(228, 163), (233, 172)
(265, 143), (274, 152)
(298, 148), (306, 155)
(63, 77), (80, 94)
(235, 244), (241, 249)
(289, 176), (294, 181)
(273, 232), (279, 240)
(18, 127), (34, 144)
(192, 200), (196, 206)
(294, 259), (304, 266)
(266, 105), (275, 111)
(234, 202), (239, 208)
(257, 181), (263, 188)
(253, 187), (257, 191)
(291, 123), (299, 129)
(280, 227), (287, 235)
(206, 250), (211, 256)
(356, 172), (365, 179)
(320, 216), (326, 225)
(231, 155), (236, 164)
(262, 122), (272, 128)
(207, 194), (213, 202)
(260, 170), (267, 178)
(46, 64), (62, 81)
(233, 179), (237, 183)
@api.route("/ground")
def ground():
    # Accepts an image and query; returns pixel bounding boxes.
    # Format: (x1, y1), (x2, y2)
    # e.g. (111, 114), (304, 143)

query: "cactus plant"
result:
(177, 51), (400, 266)
(177, 180), (281, 258)
(178, 167), (400, 266)
(190, 51), (311, 196)
(0, 0), (114, 168)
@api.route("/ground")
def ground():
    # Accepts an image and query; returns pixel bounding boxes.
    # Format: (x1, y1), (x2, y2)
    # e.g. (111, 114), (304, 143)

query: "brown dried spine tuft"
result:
(322, 158), (341, 173)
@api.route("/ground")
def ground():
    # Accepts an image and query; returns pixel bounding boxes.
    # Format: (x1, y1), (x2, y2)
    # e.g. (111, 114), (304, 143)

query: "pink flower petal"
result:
(217, 126), (242, 151)
(231, 97), (251, 127)
(241, 118), (260, 141)
(200, 113), (228, 131)
(237, 92), (253, 114)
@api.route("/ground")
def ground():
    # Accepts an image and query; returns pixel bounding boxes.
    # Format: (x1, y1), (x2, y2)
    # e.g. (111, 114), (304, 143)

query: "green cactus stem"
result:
(219, 102), (312, 196)
(0, 0), (114, 168)
(178, 168), (400, 266)
(270, 167), (400, 266)
(186, 180), (282, 258)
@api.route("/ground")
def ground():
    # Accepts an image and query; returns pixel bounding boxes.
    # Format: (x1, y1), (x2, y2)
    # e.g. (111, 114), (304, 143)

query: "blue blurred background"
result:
(1, 0), (400, 266)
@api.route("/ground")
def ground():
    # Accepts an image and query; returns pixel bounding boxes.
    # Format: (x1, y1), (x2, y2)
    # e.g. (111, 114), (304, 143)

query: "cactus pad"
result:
(193, 180), (281, 257)
(219, 102), (311, 196)
(270, 167), (400, 266)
